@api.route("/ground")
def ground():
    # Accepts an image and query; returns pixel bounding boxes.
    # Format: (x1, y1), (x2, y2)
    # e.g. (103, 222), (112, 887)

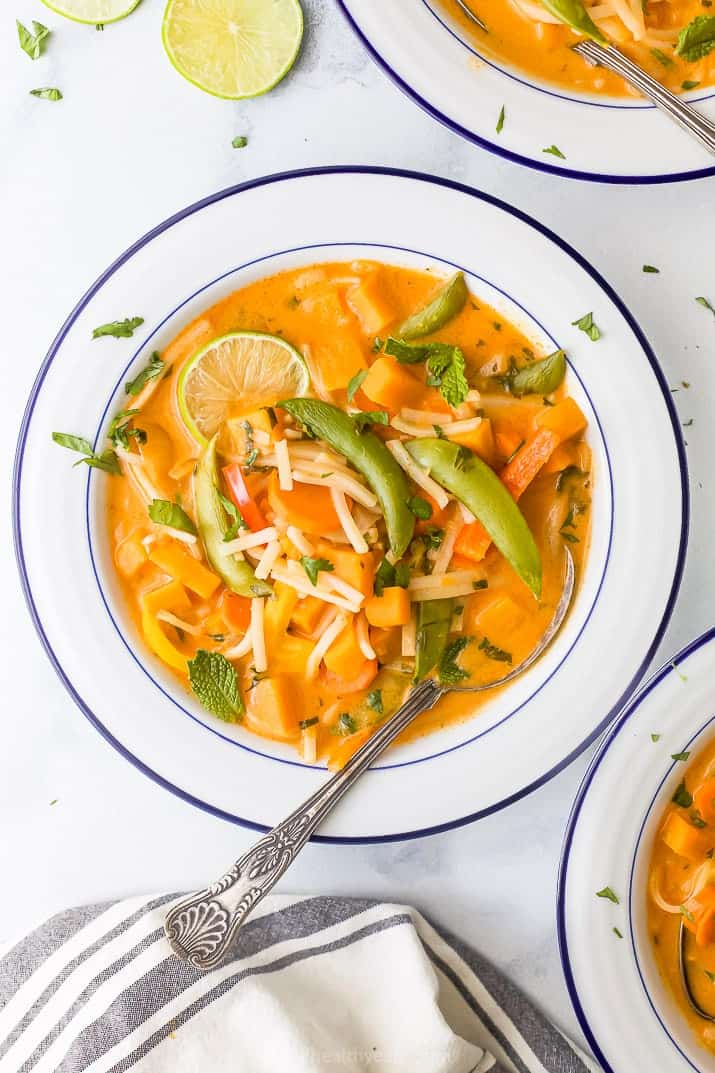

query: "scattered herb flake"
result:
(439, 637), (472, 685)
(300, 556), (334, 586)
(651, 733), (661, 742)
(30, 87), (62, 100)
(672, 780), (693, 808)
(93, 316), (144, 339)
(17, 19), (50, 60)
(408, 495), (433, 520)
(613, 927), (623, 939)
(496, 105), (505, 134)
(696, 296), (715, 315)
(642, 265), (660, 274)
(125, 352), (165, 396)
(543, 144), (566, 159)
(367, 688), (384, 714)
(299, 717), (319, 730)
(596, 887), (620, 904)
(232, 135), (248, 149)
(572, 311), (602, 341)
(353, 410), (389, 433)
(478, 636), (512, 664)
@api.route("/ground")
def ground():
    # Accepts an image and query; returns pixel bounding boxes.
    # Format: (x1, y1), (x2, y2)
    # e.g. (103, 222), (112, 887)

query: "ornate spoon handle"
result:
(573, 41), (715, 157)
(165, 677), (444, 969)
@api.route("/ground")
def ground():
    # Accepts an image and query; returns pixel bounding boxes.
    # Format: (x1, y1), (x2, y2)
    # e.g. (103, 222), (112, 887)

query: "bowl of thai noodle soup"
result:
(337, 0), (715, 181)
(14, 169), (686, 838)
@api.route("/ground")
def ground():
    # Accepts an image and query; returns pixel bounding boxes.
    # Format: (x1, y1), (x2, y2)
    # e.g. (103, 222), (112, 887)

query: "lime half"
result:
(162, 0), (303, 100)
(177, 331), (310, 445)
(40, 0), (141, 23)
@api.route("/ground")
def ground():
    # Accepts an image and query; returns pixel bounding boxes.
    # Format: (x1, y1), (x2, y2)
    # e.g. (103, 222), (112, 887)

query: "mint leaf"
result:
(17, 19), (50, 60)
(93, 316), (144, 339)
(677, 15), (715, 62)
(336, 713), (357, 736)
(30, 87), (62, 100)
(572, 311), (602, 341)
(125, 351), (165, 396)
(52, 432), (121, 474)
(374, 558), (395, 596)
(188, 650), (243, 721)
(431, 347), (468, 407)
(148, 498), (197, 535)
(347, 369), (368, 403)
(439, 637), (471, 685)
(300, 556), (334, 586)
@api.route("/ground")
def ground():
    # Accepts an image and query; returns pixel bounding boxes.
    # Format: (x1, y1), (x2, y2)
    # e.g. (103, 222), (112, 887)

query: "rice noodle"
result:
(512, 0), (665, 48)
(306, 613), (348, 680)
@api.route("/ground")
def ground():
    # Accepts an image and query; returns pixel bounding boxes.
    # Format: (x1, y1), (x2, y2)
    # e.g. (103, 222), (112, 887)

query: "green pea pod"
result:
(415, 599), (454, 681)
(195, 436), (272, 598)
(509, 350), (566, 397)
(279, 398), (415, 558)
(540, 0), (608, 44)
(397, 272), (468, 340)
(407, 438), (542, 597)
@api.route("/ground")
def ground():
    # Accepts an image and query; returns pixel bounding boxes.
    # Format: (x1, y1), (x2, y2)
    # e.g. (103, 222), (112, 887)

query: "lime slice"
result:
(162, 0), (303, 100)
(177, 331), (310, 445)
(40, 0), (140, 23)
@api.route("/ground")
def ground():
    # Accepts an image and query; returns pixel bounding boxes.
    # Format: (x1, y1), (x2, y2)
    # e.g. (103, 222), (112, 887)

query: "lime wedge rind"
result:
(40, 0), (141, 24)
(162, 0), (304, 101)
(177, 330), (310, 447)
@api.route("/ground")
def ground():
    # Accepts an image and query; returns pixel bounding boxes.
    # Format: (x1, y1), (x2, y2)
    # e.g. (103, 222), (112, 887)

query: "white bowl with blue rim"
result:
(336, 0), (715, 184)
(559, 629), (715, 1072)
(13, 167), (687, 841)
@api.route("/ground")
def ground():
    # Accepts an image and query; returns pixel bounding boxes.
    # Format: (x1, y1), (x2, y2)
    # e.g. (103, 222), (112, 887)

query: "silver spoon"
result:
(679, 921), (715, 1020)
(165, 550), (575, 969)
(452, 0), (715, 159)
(573, 41), (715, 158)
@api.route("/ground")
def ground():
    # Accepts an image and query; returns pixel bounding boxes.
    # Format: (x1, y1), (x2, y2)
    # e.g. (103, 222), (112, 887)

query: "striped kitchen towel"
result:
(0, 894), (597, 1073)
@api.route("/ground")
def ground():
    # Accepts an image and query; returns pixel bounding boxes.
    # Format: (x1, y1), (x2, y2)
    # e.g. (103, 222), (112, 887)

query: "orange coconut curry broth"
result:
(443, 0), (715, 97)
(104, 260), (591, 768)
(649, 741), (715, 1052)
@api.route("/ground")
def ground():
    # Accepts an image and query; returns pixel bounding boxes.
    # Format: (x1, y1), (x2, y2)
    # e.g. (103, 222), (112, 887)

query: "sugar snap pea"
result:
(397, 272), (468, 340)
(407, 438), (542, 597)
(195, 436), (272, 598)
(415, 599), (454, 681)
(279, 398), (415, 558)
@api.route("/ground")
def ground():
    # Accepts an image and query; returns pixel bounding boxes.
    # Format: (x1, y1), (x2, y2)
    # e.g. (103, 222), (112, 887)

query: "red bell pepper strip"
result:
(222, 464), (268, 532)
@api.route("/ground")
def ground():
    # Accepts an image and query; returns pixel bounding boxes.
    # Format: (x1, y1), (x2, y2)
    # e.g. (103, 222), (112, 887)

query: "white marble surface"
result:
(1, 0), (714, 1051)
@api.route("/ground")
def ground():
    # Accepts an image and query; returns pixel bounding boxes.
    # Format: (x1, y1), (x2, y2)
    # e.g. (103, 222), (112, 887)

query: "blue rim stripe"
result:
(12, 166), (690, 843)
(556, 629), (715, 1073)
(335, 1), (715, 185)
(84, 238), (613, 772)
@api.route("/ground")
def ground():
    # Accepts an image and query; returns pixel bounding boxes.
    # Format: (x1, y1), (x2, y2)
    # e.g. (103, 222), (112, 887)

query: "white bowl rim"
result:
(12, 166), (690, 842)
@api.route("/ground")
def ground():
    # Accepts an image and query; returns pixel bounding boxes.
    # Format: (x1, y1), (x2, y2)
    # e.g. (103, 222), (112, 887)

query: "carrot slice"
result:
(267, 470), (342, 535)
(500, 428), (560, 501)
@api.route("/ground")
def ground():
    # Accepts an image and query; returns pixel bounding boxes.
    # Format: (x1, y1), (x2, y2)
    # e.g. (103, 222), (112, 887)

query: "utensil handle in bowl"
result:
(164, 676), (444, 969)
(574, 41), (715, 157)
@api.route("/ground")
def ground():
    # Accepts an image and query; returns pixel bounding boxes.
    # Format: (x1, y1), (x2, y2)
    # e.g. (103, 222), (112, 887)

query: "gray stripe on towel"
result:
(429, 922), (592, 1073)
(0, 895), (178, 1064)
(60, 910), (412, 1073)
(20, 896), (378, 1072)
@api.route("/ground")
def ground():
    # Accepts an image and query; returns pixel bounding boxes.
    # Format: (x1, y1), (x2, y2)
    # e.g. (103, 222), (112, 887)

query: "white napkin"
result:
(0, 894), (598, 1073)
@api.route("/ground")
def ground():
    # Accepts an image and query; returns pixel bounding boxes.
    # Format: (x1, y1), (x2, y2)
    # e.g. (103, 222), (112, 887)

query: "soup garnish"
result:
(53, 261), (592, 767)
